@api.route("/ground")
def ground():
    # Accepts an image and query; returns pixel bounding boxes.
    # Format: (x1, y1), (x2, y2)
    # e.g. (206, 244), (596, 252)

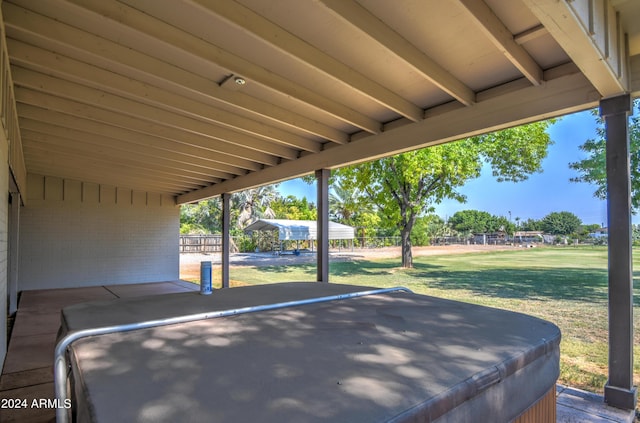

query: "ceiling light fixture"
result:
(219, 74), (247, 90)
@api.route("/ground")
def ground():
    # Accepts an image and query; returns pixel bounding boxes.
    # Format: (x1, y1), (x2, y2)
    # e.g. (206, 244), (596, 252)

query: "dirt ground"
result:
(179, 244), (515, 281)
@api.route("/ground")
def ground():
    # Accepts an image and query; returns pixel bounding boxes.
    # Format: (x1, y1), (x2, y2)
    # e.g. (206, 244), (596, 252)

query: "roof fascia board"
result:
(522, 0), (629, 97)
(630, 54), (640, 97)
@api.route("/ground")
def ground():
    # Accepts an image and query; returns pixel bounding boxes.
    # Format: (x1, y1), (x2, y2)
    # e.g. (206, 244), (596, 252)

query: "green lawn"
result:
(209, 246), (640, 394)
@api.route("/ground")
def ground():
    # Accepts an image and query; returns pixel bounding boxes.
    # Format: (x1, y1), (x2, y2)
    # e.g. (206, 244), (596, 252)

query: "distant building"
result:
(589, 227), (608, 239)
(514, 231), (544, 243)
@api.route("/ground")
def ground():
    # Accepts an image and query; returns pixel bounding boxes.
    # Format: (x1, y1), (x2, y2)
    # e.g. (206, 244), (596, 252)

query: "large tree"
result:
(335, 121), (554, 267)
(569, 100), (640, 212)
(540, 211), (582, 235)
(449, 210), (494, 235)
(449, 210), (515, 236)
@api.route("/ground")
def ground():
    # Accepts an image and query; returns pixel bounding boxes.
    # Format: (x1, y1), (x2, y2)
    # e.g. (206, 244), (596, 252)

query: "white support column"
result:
(8, 191), (20, 315)
(316, 169), (329, 283)
(221, 193), (230, 289)
(601, 93), (637, 410)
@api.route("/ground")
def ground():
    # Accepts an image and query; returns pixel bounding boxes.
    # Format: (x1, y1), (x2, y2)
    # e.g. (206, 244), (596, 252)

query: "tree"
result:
(234, 185), (278, 229)
(180, 198), (222, 234)
(271, 195), (317, 220)
(490, 215), (515, 234)
(180, 185), (280, 235)
(569, 100), (640, 212)
(411, 214), (450, 246)
(449, 210), (494, 235)
(329, 181), (365, 224)
(335, 121), (555, 267)
(520, 218), (542, 231)
(540, 211), (582, 235)
(449, 209), (515, 236)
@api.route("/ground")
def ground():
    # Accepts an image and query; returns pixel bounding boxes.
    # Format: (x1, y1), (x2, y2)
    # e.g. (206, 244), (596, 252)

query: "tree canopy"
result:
(180, 198), (221, 234)
(569, 100), (640, 212)
(449, 210), (515, 235)
(540, 211), (582, 235)
(270, 195), (317, 221)
(333, 120), (555, 267)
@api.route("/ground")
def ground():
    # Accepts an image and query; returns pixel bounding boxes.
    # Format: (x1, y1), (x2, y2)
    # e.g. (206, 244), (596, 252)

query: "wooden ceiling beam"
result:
(10, 0), (381, 134)
(23, 131), (233, 181)
(24, 143), (217, 186)
(190, 0), (423, 122)
(12, 66), (314, 156)
(457, 0), (543, 86)
(26, 165), (192, 196)
(25, 155), (204, 194)
(25, 153), (216, 193)
(319, 0), (476, 106)
(5, 33), (348, 146)
(18, 107), (262, 173)
(178, 69), (595, 203)
(20, 119), (246, 177)
(15, 88), (285, 167)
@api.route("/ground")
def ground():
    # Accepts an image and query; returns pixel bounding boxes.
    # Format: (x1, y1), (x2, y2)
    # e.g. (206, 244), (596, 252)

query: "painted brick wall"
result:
(0, 132), (8, 371)
(19, 174), (179, 290)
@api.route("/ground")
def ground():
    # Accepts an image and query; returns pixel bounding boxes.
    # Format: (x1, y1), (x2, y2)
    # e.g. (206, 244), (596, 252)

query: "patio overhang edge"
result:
(177, 70), (598, 204)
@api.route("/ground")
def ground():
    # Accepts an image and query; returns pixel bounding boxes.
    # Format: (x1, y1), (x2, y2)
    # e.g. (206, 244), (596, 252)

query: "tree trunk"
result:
(400, 226), (413, 268)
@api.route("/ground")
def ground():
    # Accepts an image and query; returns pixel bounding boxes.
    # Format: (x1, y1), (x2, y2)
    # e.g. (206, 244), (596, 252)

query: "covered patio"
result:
(0, 0), (639, 421)
(1, 282), (635, 422)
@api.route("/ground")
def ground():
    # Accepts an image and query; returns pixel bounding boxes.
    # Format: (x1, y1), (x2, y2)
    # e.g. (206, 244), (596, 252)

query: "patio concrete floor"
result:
(1, 282), (636, 423)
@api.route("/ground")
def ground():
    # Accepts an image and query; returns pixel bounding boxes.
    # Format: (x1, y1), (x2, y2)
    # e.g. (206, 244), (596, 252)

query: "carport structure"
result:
(0, 0), (638, 412)
(244, 219), (355, 244)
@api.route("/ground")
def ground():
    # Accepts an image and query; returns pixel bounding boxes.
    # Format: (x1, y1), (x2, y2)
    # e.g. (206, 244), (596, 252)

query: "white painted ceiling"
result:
(3, 0), (639, 203)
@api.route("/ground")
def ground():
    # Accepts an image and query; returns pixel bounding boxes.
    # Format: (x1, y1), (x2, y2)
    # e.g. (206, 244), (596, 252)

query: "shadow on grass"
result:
(411, 266), (611, 302)
(247, 259), (640, 305)
(255, 263), (316, 274)
(414, 263), (640, 305)
(255, 260), (398, 276)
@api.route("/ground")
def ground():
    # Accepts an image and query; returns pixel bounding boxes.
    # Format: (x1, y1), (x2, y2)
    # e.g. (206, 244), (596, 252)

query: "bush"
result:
(234, 234), (257, 253)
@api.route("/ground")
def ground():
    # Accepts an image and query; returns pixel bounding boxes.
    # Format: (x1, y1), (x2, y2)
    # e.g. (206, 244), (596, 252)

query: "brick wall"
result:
(19, 174), (179, 290)
(0, 131), (8, 370)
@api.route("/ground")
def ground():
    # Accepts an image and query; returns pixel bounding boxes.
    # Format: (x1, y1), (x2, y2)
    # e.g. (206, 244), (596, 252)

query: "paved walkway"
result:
(1, 282), (636, 422)
(556, 385), (636, 422)
(0, 281), (198, 422)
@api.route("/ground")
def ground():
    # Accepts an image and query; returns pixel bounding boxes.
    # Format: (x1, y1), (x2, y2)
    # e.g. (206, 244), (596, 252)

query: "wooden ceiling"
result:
(3, 0), (640, 203)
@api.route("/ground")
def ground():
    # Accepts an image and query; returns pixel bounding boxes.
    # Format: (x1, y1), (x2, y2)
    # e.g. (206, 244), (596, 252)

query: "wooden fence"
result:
(179, 235), (223, 253)
(179, 235), (400, 253)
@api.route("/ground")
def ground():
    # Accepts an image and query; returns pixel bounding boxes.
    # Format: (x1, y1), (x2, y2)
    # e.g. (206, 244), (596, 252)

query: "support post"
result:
(8, 192), (20, 315)
(221, 193), (230, 289)
(316, 169), (330, 282)
(601, 93), (637, 410)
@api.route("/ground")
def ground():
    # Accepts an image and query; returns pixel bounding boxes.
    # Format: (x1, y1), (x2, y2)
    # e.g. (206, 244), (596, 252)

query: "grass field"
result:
(196, 246), (640, 395)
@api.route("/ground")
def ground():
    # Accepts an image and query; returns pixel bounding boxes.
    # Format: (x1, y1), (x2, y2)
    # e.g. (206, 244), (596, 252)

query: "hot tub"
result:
(57, 282), (560, 422)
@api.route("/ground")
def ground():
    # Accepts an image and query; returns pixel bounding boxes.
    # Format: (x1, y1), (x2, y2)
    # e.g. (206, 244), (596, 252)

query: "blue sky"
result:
(279, 108), (634, 226)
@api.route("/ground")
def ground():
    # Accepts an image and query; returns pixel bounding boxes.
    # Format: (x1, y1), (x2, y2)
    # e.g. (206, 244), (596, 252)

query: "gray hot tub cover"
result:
(60, 282), (560, 422)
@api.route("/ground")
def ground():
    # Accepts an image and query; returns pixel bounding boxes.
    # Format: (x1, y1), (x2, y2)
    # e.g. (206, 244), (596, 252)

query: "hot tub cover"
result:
(60, 283), (560, 422)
